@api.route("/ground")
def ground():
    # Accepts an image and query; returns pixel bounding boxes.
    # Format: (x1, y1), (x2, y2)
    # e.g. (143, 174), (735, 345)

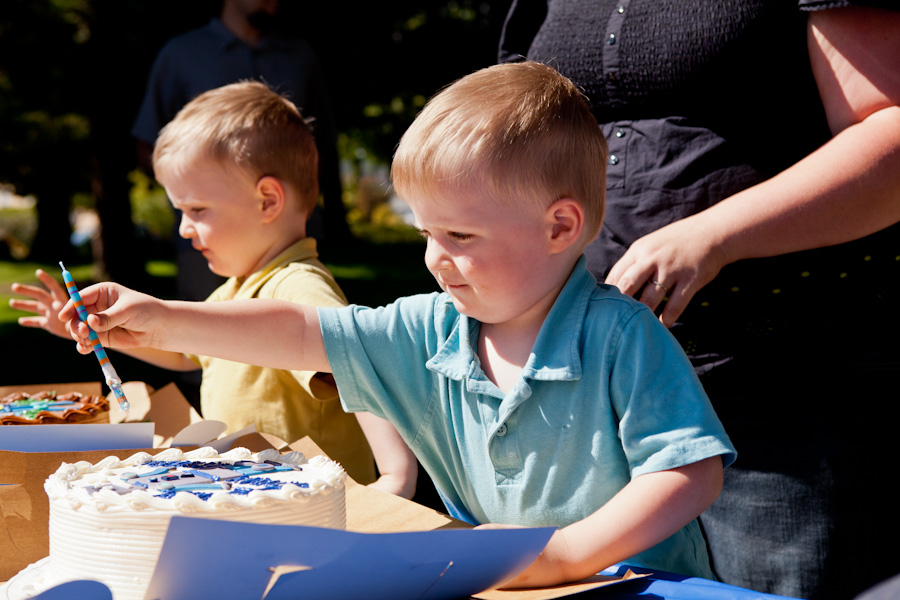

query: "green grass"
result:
(323, 239), (437, 308)
(0, 260), (94, 325)
(0, 259), (150, 387)
(145, 260), (177, 279)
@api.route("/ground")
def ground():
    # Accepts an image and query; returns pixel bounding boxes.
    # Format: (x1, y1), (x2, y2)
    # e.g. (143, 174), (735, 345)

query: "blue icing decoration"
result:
(185, 468), (221, 481)
(126, 456), (309, 501)
(156, 489), (213, 501)
(233, 476), (285, 489)
(170, 483), (224, 492)
(139, 467), (172, 478)
(2, 399), (78, 415)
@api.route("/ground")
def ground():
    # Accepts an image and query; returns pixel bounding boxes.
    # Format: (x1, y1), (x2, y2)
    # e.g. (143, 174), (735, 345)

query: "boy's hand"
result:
(58, 282), (164, 353)
(474, 524), (574, 589)
(9, 269), (71, 339)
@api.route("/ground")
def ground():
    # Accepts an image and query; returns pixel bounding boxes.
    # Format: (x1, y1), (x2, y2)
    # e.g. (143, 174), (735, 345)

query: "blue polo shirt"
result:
(319, 256), (735, 578)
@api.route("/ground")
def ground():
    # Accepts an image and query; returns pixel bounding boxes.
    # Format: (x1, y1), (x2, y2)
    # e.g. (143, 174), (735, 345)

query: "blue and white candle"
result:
(59, 261), (130, 412)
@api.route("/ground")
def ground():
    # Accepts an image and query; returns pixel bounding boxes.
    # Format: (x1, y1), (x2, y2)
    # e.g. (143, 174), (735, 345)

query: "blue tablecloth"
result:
(591, 565), (805, 600)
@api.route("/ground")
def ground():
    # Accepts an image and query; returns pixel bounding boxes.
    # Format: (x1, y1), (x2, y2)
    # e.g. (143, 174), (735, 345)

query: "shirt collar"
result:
(427, 255), (595, 384)
(207, 18), (241, 51)
(523, 255), (594, 381)
(208, 18), (292, 52)
(221, 238), (319, 299)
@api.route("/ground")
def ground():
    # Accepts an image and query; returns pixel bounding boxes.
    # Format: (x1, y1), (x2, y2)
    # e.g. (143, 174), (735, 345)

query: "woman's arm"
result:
(480, 456), (724, 588)
(605, 7), (900, 327)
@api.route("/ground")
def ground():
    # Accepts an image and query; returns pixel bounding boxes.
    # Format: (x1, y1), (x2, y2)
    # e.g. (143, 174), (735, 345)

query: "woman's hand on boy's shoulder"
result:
(605, 215), (727, 327)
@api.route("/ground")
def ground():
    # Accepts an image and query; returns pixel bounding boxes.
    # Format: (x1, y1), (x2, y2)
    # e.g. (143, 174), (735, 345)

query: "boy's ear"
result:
(257, 176), (286, 223)
(546, 198), (585, 253)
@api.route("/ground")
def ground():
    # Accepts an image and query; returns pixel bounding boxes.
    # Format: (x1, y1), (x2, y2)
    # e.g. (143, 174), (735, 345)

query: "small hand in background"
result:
(9, 269), (71, 339)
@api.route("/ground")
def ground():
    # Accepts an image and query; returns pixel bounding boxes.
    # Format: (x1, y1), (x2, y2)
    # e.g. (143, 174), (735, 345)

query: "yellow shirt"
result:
(191, 238), (375, 483)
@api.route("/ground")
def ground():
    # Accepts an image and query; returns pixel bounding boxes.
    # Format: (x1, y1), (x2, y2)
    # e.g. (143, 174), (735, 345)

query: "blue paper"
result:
(598, 565), (805, 600)
(146, 517), (556, 600)
(30, 580), (113, 600)
(0, 422), (154, 452)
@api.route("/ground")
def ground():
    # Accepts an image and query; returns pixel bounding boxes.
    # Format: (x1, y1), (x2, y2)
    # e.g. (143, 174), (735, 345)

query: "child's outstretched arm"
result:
(59, 282), (330, 374)
(480, 456), (724, 588)
(13, 271), (199, 372)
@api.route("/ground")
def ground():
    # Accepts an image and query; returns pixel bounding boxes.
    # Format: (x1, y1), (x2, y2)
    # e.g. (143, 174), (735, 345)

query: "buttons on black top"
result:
(607, 34), (616, 45)
(609, 155), (620, 165)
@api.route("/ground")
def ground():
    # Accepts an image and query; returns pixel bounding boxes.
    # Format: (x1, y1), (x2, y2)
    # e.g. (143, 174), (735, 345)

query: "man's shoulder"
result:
(156, 20), (223, 56)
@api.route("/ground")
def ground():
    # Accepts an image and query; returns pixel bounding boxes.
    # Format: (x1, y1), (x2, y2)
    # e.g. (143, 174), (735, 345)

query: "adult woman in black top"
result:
(500, 2), (900, 599)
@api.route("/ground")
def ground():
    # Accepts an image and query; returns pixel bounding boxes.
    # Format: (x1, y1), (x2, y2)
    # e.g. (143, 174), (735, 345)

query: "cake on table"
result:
(12, 446), (346, 600)
(0, 390), (109, 425)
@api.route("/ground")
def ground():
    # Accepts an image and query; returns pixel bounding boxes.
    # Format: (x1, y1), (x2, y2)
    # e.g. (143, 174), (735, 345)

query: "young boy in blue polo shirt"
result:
(61, 62), (735, 588)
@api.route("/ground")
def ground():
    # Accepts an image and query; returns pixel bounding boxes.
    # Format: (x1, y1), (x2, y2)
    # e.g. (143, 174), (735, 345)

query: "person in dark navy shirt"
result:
(133, 0), (349, 302)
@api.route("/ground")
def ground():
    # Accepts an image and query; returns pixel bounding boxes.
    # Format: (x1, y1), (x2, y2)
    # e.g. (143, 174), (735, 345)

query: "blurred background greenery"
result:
(0, 0), (512, 387)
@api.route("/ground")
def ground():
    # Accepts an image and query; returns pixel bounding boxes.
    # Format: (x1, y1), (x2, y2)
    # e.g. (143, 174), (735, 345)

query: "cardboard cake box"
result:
(0, 380), (211, 581)
(0, 380), (468, 584)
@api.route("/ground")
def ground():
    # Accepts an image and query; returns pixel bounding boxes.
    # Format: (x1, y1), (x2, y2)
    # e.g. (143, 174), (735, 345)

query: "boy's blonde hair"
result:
(153, 80), (319, 213)
(392, 61), (607, 242)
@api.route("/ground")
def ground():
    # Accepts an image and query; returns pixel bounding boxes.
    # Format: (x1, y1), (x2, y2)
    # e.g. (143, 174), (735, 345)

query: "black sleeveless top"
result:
(500, 0), (900, 374)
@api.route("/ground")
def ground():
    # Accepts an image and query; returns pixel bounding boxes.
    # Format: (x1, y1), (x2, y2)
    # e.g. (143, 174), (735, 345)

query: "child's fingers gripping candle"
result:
(59, 262), (130, 413)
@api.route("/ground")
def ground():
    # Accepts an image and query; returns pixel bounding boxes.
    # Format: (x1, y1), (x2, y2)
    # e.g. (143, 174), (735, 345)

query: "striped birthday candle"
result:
(60, 261), (130, 412)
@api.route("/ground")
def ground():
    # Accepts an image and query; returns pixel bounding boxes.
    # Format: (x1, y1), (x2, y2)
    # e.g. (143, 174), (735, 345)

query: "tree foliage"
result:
(299, 1), (512, 161)
(0, 0), (511, 268)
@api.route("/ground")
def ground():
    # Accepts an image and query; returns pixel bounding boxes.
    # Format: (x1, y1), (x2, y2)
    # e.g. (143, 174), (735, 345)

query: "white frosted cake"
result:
(36, 446), (346, 600)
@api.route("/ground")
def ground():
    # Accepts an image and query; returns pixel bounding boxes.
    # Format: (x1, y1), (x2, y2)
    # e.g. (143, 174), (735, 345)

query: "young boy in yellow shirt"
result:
(60, 63), (734, 586)
(11, 81), (413, 494)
